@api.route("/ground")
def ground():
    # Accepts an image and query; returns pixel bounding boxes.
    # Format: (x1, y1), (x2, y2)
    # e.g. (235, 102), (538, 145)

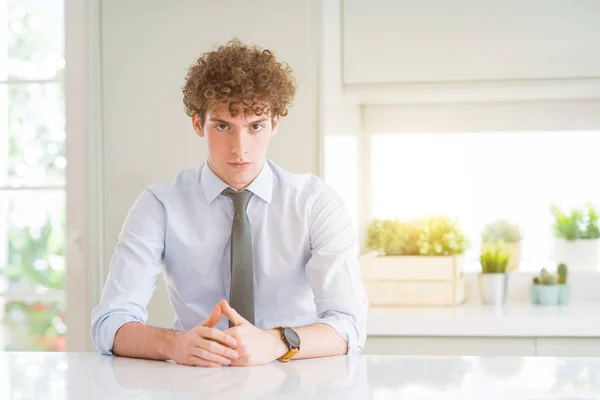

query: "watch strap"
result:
(276, 326), (299, 362)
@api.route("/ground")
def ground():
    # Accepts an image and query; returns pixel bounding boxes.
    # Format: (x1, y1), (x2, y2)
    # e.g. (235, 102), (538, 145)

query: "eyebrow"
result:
(208, 117), (269, 125)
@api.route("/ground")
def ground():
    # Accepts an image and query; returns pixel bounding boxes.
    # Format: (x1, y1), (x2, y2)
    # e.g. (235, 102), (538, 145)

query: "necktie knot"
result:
(221, 188), (253, 214)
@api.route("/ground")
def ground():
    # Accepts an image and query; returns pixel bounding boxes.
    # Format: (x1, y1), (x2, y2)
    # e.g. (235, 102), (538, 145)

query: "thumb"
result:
(220, 299), (249, 326)
(201, 304), (223, 327)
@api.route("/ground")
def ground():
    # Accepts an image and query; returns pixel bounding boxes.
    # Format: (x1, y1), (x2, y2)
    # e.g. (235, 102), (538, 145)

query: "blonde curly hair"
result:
(182, 39), (297, 124)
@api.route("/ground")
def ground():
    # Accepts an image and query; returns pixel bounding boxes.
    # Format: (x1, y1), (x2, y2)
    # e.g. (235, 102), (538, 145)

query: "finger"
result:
(229, 356), (249, 367)
(200, 326), (238, 348)
(193, 348), (233, 366)
(201, 304), (223, 328)
(198, 338), (239, 360)
(222, 327), (236, 337)
(219, 299), (249, 326)
(189, 355), (222, 368)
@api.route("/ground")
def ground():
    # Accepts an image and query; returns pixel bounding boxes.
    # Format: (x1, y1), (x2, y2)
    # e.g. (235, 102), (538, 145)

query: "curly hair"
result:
(182, 39), (297, 124)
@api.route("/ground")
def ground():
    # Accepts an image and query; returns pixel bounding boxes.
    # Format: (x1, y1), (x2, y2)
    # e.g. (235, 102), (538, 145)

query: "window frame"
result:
(0, 0), (104, 352)
(0, 1), (68, 349)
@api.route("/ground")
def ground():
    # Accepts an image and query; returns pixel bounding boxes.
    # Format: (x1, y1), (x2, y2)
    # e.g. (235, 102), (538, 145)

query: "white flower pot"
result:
(478, 273), (508, 306)
(553, 238), (600, 271)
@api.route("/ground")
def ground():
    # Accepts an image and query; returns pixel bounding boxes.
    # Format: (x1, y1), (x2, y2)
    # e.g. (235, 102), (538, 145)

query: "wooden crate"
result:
(360, 252), (466, 306)
(360, 252), (464, 281)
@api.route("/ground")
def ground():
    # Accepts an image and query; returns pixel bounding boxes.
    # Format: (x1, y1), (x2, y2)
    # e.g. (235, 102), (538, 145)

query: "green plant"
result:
(366, 219), (421, 256)
(480, 241), (512, 273)
(2, 215), (66, 351)
(532, 264), (568, 285)
(3, 301), (66, 352)
(366, 215), (470, 256)
(481, 219), (522, 243)
(557, 263), (568, 284)
(588, 205), (600, 238)
(551, 202), (600, 241)
(416, 215), (470, 256)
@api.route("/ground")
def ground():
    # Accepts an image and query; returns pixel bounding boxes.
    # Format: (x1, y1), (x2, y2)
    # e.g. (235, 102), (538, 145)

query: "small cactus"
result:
(533, 266), (566, 286)
(557, 263), (568, 284)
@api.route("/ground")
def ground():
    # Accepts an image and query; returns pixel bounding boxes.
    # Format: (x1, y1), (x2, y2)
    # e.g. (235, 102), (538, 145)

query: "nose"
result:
(231, 131), (248, 157)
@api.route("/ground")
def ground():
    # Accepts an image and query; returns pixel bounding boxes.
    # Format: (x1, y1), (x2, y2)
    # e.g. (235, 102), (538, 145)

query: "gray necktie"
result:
(221, 188), (255, 327)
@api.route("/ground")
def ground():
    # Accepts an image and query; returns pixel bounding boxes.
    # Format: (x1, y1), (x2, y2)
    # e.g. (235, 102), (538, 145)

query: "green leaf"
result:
(366, 215), (470, 256)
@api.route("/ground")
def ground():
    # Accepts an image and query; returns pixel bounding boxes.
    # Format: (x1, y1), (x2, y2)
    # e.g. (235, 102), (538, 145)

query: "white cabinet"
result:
(536, 338), (600, 357)
(364, 337), (536, 356)
(365, 337), (600, 357)
(342, 0), (600, 86)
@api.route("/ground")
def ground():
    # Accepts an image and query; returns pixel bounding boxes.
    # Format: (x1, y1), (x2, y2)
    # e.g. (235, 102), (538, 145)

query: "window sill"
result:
(366, 271), (600, 338)
(368, 302), (600, 337)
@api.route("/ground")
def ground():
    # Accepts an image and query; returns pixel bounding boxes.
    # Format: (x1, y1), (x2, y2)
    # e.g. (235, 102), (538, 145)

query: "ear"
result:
(192, 114), (204, 137)
(270, 115), (281, 137)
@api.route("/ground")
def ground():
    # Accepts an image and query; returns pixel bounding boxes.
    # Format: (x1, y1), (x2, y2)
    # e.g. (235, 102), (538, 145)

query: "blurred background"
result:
(1, 0), (600, 362)
(1, 0), (66, 352)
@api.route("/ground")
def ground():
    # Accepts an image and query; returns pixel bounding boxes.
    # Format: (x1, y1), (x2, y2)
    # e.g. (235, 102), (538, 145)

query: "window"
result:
(324, 101), (600, 273)
(0, 0), (66, 351)
(368, 130), (600, 272)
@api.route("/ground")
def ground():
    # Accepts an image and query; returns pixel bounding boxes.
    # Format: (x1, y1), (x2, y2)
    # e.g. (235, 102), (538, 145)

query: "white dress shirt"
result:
(91, 159), (369, 356)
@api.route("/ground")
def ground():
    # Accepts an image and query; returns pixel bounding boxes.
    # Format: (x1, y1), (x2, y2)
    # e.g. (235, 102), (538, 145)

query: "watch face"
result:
(283, 327), (301, 348)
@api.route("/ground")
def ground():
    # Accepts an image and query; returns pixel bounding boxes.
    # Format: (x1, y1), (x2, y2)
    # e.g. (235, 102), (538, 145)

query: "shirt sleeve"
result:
(90, 188), (166, 355)
(304, 182), (369, 355)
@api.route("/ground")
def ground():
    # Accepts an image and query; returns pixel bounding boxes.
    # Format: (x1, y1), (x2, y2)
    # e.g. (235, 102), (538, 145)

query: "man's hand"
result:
(220, 299), (288, 366)
(168, 303), (239, 367)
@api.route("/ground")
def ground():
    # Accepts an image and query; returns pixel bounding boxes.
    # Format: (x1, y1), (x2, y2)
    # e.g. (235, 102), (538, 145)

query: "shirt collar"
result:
(245, 160), (273, 204)
(201, 160), (273, 204)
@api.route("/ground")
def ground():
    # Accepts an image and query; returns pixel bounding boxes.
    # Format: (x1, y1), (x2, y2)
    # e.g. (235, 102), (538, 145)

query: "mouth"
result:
(228, 162), (252, 169)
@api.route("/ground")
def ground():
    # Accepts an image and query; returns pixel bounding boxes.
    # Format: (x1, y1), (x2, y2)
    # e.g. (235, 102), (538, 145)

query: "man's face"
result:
(192, 102), (280, 190)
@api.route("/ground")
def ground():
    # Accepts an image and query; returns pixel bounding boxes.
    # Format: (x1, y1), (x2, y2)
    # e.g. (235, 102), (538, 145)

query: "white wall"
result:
(100, 0), (319, 328)
(363, 101), (600, 134)
(342, 0), (600, 86)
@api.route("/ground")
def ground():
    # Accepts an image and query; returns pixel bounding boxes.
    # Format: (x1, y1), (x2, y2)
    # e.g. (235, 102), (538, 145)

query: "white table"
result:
(1, 352), (600, 399)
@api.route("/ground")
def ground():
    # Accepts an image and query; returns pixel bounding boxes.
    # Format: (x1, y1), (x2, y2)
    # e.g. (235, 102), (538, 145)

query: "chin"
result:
(226, 169), (254, 183)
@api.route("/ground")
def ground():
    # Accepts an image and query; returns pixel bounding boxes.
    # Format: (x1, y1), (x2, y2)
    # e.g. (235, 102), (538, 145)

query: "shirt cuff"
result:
(93, 314), (141, 356)
(315, 311), (363, 355)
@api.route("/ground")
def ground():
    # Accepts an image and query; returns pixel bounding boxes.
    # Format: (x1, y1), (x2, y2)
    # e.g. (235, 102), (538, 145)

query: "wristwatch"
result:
(275, 326), (300, 362)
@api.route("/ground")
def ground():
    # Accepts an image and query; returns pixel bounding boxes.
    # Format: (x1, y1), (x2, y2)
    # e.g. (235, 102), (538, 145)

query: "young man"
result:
(91, 39), (368, 367)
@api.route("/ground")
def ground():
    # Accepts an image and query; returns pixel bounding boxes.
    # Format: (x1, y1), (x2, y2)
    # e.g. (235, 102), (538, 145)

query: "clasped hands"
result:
(168, 299), (287, 367)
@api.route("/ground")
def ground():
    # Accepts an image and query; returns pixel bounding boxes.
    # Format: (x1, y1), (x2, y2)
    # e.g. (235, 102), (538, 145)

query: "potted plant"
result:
(551, 202), (600, 271)
(360, 215), (470, 306)
(481, 219), (522, 271)
(531, 263), (569, 305)
(362, 215), (470, 278)
(478, 241), (512, 306)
